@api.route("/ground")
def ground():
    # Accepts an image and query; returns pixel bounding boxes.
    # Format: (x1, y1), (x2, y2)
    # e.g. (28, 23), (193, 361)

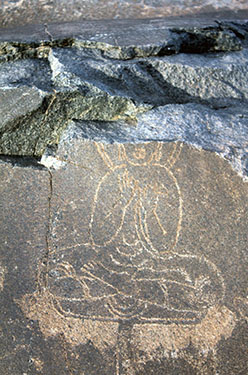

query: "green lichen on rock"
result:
(0, 89), (148, 156)
(0, 18), (248, 157)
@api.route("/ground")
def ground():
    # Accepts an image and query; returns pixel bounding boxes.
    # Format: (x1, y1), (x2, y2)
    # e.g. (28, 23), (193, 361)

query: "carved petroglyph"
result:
(20, 141), (241, 372)
(90, 142), (183, 253)
(42, 142), (225, 323)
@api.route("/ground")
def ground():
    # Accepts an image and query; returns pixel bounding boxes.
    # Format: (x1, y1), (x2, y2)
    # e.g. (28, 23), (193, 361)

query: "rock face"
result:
(0, 18), (248, 178)
(0, 17), (248, 375)
(0, 0), (248, 28)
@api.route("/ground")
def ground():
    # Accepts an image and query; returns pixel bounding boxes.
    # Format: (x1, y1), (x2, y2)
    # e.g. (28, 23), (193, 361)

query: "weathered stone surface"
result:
(0, 16), (248, 375)
(1, 139), (247, 374)
(0, 159), (52, 374)
(59, 102), (248, 179)
(0, 17), (248, 168)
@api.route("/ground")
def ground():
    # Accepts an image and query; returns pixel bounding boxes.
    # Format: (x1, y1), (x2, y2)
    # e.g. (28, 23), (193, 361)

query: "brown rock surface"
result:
(1, 140), (247, 374)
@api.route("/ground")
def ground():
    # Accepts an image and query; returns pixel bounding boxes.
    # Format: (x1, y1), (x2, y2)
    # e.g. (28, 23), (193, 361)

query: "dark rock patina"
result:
(0, 16), (248, 375)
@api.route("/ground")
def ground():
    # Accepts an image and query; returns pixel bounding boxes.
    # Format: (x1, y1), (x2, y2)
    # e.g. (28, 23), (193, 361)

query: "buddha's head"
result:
(119, 143), (162, 166)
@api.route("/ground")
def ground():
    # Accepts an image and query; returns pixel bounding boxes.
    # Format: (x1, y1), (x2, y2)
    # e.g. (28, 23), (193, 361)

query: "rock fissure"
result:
(38, 168), (53, 292)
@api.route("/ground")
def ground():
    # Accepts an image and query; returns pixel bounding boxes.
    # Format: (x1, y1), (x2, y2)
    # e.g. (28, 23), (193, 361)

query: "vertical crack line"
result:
(37, 169), (53, 292)
(59, 333), (73, 375)
(44, 23), (54, 42)
(45, 169), (53, 288)
(117, 322), (134, 375)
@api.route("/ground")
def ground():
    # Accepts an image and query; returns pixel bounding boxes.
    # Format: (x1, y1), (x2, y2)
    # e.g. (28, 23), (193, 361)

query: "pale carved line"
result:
(89, 167), (136, 248)
(33, 142), (226, 336)
(50, 142), (183, 255)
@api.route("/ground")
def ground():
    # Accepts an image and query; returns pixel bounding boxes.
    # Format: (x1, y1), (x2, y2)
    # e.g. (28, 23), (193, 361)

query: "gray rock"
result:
(59, 103), (248, 178)
(0, 18), (248, 166)
(1, 16), (248, 375)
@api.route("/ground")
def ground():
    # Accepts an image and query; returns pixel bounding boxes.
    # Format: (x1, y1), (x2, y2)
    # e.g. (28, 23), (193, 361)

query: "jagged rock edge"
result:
(40, 106), (248, 182)
(1, 20), (248, 180)
(1, 21), (247, 62)
(40, 138), (248, 182)
(0, 155), (45, 169)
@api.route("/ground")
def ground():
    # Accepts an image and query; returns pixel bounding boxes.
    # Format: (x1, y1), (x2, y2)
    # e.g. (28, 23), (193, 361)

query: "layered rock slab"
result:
(0, 17), (248, 174)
